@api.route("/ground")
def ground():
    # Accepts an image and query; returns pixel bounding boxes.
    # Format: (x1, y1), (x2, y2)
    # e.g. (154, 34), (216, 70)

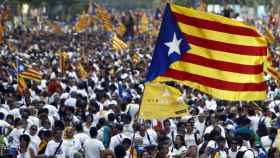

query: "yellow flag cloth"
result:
(139, 82), (188, 120)
(79, 64), (88, 79)
(139, 13), (149, 33)
(18, 76), (27, 96)
(112, 35), (128, 50)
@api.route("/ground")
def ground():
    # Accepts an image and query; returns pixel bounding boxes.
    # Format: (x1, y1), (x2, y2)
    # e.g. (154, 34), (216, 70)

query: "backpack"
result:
(256, 118), (267, 137)
(236, 149), (255, 158)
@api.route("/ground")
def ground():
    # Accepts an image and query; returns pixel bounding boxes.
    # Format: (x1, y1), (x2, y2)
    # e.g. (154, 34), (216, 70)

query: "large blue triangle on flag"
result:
(146, 4), (190, 82)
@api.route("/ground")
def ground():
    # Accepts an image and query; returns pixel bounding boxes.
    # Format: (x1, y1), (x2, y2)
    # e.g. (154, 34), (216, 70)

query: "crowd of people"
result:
(0, 2), (279, 158)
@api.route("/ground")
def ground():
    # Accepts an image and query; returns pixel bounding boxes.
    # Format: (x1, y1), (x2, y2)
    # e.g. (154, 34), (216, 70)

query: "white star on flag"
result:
(164, 33), (182, 56)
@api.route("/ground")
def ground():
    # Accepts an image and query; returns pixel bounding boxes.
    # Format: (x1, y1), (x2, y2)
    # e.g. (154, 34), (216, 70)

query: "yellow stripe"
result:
(179, 22), (267, 47)
(19, 74), (41, 82)
(189, 44), (265, 65)
(155, 77), (266, 101)
(112, 41), (122, 49)
(113, 38), (127, 48)
(170, 61), (264, 83)
(171, 4), (257, 31)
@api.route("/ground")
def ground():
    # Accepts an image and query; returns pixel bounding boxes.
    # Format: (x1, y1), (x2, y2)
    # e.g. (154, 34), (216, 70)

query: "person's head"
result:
(158, 143), (169, 157)
(75, 123), (83, 133)
(85, 114), (93, 123)
(230, 139), (238, 151)
(268, 147), (279, 158)
(112, 124), (123, 135)
(210, 113), (218, 125)
(114, 145), (126, 158)
(185, 121), (193, 132)
(139, 124), (146, 136)
(14, 117), (22, 128)
(163, 119), (171, 132)
(177, 122), (186, 135)
(64, 127), (74, 139)
(269, 127), (278, 139)
(0, 112), (5, 120)
(102, 150), (115, 158)
(174, 135), (185, 147)
(122, 138), (131, 150)
(89, 127), (98, 138)
(187, 145), (198, 158)
(53, 128), (63, 141)
(19, 134), (31, 149)
(198, 114), (205, 122)
(29, 125), (38, 136)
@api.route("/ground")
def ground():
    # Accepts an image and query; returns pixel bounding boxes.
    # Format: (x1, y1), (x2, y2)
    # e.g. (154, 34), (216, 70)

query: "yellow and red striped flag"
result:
(139, 13), (149, 34)
(112, 35), (128, 50)
(78, 64), (88, 79)
(18, 76), (27, 96)
(75, 14), (91, 32)
(96, 5), (113, 32)
(17, 60), (42, 82)
(146, 4), (267, 101)
(59, 52), (68, 74)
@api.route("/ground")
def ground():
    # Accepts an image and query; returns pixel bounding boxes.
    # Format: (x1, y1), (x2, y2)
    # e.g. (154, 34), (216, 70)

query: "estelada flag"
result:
(139, 82), (188, 120)
(146, 4), (267, 101)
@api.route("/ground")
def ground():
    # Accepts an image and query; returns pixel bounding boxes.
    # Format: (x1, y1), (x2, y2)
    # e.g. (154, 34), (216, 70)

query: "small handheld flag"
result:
(139, 82), (188, 120)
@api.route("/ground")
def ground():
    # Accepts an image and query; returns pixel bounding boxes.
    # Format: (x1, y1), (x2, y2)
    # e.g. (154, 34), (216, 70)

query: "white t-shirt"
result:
(84, 138), (105, 158)
(16, 145), (36, 158)
(136, 129), (158, 146)
(261, 136), (276, 152)
(63, 138), (82, 158)
(74, 133), (90, 146)
(248, 115), (260, 132)
(28, 134), (41, 154)
(45, 140), (66, 158)
(109, 133), (126, 151)
(8, 128), (24, 148)
(171, 145), (187, 157)
(184, 131), (200, 148)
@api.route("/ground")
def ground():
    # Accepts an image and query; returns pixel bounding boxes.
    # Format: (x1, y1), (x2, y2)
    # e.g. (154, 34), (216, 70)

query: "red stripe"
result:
(181, 53), (263, 74)
(27, 69), (41, 76)
(21, 72), (42, 80)
(268, 67), (280, 79)
(173, 12), (261, 37)
(185, 34), (267, 56)
(161, 69), (266, 91)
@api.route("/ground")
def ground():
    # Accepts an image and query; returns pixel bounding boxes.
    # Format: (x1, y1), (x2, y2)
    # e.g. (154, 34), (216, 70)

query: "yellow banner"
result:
(139, 82), (188, 120)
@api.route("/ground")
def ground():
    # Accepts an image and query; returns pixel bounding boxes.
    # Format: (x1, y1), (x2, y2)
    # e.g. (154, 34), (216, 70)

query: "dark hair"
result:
(108, 113), (115, 122)
(54, 120), (65, 131)
(122, 138), (131, 146)
(114, 145), (126, 158)
(14, 117), (22, 126)
(89, 127), (98, 138)
(19, 134), (31, 145)
(270, 128), (278, 135)
(75, 123), (83, 132)
(0, 112), (4, 120)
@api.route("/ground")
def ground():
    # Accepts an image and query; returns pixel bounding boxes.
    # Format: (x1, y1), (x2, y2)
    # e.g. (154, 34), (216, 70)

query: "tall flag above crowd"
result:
(145, 3), (267, 101)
